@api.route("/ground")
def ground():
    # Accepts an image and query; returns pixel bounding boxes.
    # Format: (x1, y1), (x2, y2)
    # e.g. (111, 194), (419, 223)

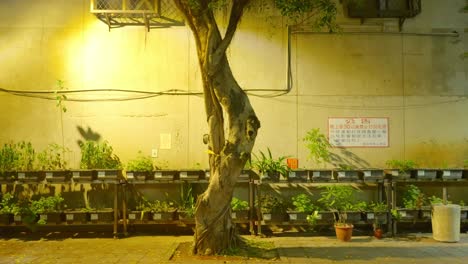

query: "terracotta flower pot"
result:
(374, 228), (383, 239)
(335, 224), (353, 242)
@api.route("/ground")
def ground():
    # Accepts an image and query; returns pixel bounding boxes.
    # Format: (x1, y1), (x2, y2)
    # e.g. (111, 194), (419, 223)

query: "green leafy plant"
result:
(386, 159), (418, 174)
(256, 194), (287, 214)
(80, 141), (121, 169)
(0, 141), (36, 171)
(36, 143), (70, 170)
(464, 159), (468, 168)
(318, 185), (359, 225)
(306, 211), (320, 226)
(0, 193), (19, 214)
(402, 184), (425, 209)
(303, 128), (331, 167)
(291, 193), (316, 212)
(30, 195), (64, 214)
(231, 197), (249, 211)
(368, 201), (387, 212)
(428, 195), (447, 205)
(137, 196), (175, 213)
(252, 148), (290, 177)
(126, 151), (154, 172)
(0, 143), (18, 172)
(55, 79), (67, 113)
(179, 183), (196, 217)
(391, 209), (402, 221)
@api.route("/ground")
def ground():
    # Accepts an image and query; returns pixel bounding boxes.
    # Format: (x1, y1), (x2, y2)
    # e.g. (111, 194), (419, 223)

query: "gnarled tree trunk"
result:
(173, 0), (259, 255)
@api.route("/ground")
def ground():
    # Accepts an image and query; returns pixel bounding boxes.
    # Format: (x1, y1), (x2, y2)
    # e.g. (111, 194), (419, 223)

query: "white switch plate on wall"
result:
(151, 149), (158, 158)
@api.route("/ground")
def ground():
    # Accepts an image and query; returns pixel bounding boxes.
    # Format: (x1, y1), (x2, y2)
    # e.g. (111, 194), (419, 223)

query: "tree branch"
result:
(208, 0), (250, 75)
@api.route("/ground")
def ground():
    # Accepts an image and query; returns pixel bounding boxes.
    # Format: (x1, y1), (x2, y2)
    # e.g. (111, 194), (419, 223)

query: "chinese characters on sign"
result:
(328, 118), (389, 147)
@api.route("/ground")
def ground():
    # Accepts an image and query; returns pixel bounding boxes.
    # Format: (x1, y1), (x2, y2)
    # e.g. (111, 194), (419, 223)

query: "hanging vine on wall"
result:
(55, 79), (67, 113)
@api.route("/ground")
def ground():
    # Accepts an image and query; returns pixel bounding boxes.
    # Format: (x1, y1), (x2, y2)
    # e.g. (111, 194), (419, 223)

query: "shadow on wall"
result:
(76, 126), (102, 147)
(329, 148), (370, 169)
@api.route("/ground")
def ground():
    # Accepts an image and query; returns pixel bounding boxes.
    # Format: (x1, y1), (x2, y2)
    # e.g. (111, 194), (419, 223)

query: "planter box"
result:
(260, 172), (281, 183)
(313, 211), (336, 225)
(261, 212), (288, 223)
(239, 170), (252, 181)
(16, 171), (43, 183)
(177, 211), (194, 223)
(0, 213), (13, 225)
(286, 211), (311, 222)
(44, 170), (70, 183)
(362, 169), (384, 182)
(365, 211), (388, 224)
(288, 170), (309, 182)
(232, 210), (250, 222)
(460, 207), (468, 221)
(38, 212), (62, 224)
(126, 171), (150, 182)
(64, 211), (89, 224)
(127, 211), (151, 223)
(309, 170), (334, 182)
(0, 171), (16, 182)
(397, 209), (419, 221)
(440, 169), (463, 180)
(96, 170), (121, 182)
(71, 170), (95, 182)
(178, 170), (205, 181)
(152, 170), (177, 181)
(344, 211), (363, 223)
(386, 169), (413, 180)
(336, 170), (362, 182)
(90, 210), (114, 223)
(415, 169), (438, 181)
(13, 214), (38, 225)
(419, 207), (432, 221)
(152, 211), (176, 221)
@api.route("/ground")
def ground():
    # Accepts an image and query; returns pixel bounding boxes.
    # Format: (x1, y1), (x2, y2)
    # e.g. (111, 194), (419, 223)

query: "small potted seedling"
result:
(385, 159), (417, 180)
(257, 194), (288, 223)
(252, 148), (290, 183)
(287, 193), (317, 223)
(231, 197), (249, 222)
(31, 195), (64, 225)
(126, 151), (155, 182)
(37, 143), (71, 183)
(398, 185), (424, 221)
(79, 141), (122, 182)
(303, 128), (334, 182)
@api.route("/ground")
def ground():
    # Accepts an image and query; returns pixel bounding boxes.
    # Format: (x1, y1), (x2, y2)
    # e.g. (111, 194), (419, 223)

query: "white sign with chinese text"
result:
(328, 117), (389, 147)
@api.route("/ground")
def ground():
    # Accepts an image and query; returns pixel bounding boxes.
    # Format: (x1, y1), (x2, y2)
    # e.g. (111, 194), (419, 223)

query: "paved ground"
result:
(0, 232), (467, 264)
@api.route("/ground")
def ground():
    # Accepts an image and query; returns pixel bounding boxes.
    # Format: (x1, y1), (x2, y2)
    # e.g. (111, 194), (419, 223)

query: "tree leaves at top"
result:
(274, 0), (338, 29)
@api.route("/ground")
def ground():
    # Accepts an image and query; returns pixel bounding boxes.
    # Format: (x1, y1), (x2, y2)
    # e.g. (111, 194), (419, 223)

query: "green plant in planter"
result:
(15, 141), (35, 171)
(36, 143), (70, 170)
(368, 201), (387, 212)
(317, 185), (358, 226)
(80, 141), (121, 169)
(126, 151), (155, 172)
(0, 193), (19, 214)
(386, 159), (418, 174)
(391, 209), (402, 221)
(256, 194), (287, 214)
(179, 183), (196, 217)
(252, 148), (290, 180)
(0, 143), (18, 172)
(291, 193), (316, 212)
(137, 196), (175, 213)
(303, 128), (331, 167)
(427, 195), (448, 205)
(402, 184), (425, 209)
(30, 195), (64, 214)
(231, 197), (249, 211)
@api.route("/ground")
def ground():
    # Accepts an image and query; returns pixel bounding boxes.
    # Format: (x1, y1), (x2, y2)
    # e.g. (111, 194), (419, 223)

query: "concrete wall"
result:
(0, 0), (467, 170)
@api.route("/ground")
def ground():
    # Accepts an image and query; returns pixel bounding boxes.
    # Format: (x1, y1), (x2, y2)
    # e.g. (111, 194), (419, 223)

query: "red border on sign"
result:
(328, 117), (390, 148)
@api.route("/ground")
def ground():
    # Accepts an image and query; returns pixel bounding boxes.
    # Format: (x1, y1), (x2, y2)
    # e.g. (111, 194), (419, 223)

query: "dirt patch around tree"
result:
(170, 239), (279, 262)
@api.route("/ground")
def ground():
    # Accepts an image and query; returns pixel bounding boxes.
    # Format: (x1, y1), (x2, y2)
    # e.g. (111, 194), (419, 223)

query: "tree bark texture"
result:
(173, 0), (259, 255)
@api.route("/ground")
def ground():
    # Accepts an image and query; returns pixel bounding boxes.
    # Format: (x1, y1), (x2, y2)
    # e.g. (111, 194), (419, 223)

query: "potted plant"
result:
(287, 193), (317, 223)
(0, 143), (20, 182)
(361, 168), (385, 182)
(257, 193), (288, 223)
(0, 193), (17, 225)
(36, 143), (70, 182)
(126, 151), (155, 182)
(318, 185), (358, 242)
(303, 128), (334, 182)
(231, 197), (250, 222)
(252, 148), (290, 182)
(79, 140), (122, 182)
(1, 142), (38, 182)
(31, 195), (64, 225)
(64, 207), (89, 224)
(88, 207), (114, 223)
(385, 159), (418, 180)
(335, 164), (362, 182)
(440, 167), (463, 181)
(398, 184), (425, 221)
(366, 201), (388, 239)
(133, 196), (176, 223)
(177, 183), (196, 223)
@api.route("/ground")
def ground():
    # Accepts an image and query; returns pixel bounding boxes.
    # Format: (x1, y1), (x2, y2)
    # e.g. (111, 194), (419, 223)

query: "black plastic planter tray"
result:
(71, 170), (95, 182)
(239, 170), (252, 181)
(0, 213), (12, 225)
(309, 170), (334, 182)
(16, 171), (44, 183)
(96, 170), (120, 182)
(440, 169), (463, 180)
(127, 211), (151, 223)
(365, 211), (388, 224)
(314, 211), (336, 225)
(414, 169), (438, 181)
(288, 170), (309, 182)
(65, 211), (89, 224)
(90, 210), (114, 223)
(178, 170), (205, 181)
(261, 212), (288, 223)
(362, 169), (385, 182)
(397, 209), (419, 221)
(419, 208), (432, 221)
(259, 172), (281, 183)
(286, 211), (310, 222)
(386, 169), (413, 180)
(344, 211), (364, 223)
(336, 170), (362, 182)
(0, 172), (17, 183)
(152, 211), (176, 221)
(38, 212), (62, 224)
(44, 170), (70, 183)
(126, 171), (150, 182)
(150, 170), (177, 181)
(177, 211), (194, 223)
(232, 210), (250, 222)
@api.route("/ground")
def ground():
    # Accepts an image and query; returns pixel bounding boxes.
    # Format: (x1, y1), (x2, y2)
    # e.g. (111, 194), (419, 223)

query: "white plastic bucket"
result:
(432, 204), (460, 242)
